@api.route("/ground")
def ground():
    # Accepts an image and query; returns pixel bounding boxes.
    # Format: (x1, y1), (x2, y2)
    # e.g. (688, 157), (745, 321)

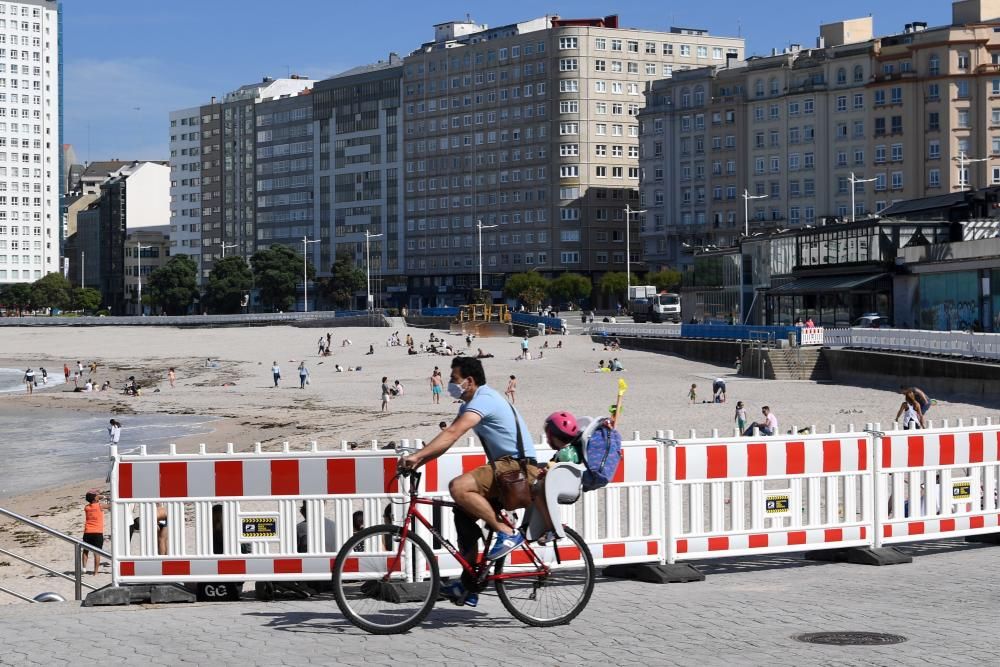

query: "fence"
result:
(0, 311), (355, 328)
(107, 419), (1000, 586)
(586, 323), (823, 346)
(825, 327), (1000, 361)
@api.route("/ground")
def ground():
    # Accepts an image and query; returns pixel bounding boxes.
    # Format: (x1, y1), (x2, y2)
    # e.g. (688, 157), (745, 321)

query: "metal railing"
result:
(0, 507), (111, 602)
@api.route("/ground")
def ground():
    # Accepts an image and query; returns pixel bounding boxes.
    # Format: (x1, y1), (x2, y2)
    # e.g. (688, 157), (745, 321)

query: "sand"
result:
(0, 323), (994, 603)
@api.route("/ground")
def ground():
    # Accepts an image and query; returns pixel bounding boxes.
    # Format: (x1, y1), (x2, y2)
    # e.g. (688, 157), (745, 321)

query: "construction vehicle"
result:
(629, 286), (681, 323)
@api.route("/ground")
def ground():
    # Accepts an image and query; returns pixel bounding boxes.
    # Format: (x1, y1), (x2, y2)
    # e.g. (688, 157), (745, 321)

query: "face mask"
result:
(447, 381), (467, 400)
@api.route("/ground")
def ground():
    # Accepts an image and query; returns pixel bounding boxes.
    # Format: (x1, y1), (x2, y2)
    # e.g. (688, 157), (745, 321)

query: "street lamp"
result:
(135, 241), (151, 316)
(301, 236), (320, 313)
(848, 172), (877, 223)
(365, 229), (383, 311)
(221, 242), (238, 258)
(953, 151), (989, 191)
(624, 205), (646, 298)
(742, 189), (768, 237)
(476, 218), (498, 291)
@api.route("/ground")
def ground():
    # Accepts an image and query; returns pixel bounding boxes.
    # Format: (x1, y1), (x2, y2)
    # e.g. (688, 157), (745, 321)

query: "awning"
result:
(766, 273), (889, 295)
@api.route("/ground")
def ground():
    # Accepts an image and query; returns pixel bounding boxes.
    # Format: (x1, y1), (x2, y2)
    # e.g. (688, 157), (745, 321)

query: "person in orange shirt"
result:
(81, 491), (110, 576)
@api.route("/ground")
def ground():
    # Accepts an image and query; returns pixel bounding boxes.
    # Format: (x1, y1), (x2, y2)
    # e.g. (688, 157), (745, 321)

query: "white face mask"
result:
(447, 380), (467, 400)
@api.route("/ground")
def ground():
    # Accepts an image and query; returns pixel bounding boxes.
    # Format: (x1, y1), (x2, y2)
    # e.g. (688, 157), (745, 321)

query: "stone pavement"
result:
(2, 539), (998, 666)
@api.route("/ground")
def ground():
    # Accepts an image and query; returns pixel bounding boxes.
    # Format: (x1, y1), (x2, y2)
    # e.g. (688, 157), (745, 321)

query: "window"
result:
(958, 109), (970, 128)
(560, 251), (580, 264)
(958, 52), (970, 70)
(853, 93), (864, 110)
(890, 87), (902, 104)
(928, 54), (940, 76)
(928, 111), (940, 132)
(559, 122), (578, 135)
(559, 143), (579, 156)
(559, 58), (578, 71)
(559, 100), (579, 114)
(928, 140), (940, 159)
(594, 59), (606, 72)
(836, 96), (847, 112)
(853, 65), (864, 82)
(891, 144), (903, 161)
(891, 116), (902, 134)
(559, 37), (578, 50)
(803, 99), (814, 114)
(559, 165), (579, 178)
(680, 44), (690, 57)
(927, 83), (940, 100)
(891, 171), (903, 190)
(875, 118), (886, 136)
(929, 168), (941, 187)
(874, 90), (886, 106)
(956, 80), (970, 99)
(595, 37), (606, 50)
(559, 79), (579, 92)
(836, 68), (847, 85)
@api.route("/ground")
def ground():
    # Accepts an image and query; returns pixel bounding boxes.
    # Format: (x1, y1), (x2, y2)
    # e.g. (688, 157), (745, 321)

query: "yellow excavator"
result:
(450, 303), (513, 337)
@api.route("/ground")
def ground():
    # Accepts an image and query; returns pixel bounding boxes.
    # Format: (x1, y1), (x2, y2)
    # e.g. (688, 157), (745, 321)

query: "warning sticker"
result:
(241, 517), (277, 539)
(765, 495), (790, 514)
(952, 482), (971, 501)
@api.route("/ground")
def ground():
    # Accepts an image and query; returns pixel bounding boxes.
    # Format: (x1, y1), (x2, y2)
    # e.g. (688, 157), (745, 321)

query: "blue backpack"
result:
(581, 418), (623, 491)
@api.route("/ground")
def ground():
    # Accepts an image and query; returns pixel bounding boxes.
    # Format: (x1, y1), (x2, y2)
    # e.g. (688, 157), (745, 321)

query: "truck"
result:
(629, 285), (681, 323)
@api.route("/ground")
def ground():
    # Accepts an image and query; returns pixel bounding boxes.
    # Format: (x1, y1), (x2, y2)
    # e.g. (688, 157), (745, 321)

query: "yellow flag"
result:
(617, 378), (628, 397)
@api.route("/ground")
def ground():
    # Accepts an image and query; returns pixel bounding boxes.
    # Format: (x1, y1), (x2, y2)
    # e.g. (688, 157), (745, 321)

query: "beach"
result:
(0, 323), (993, 603)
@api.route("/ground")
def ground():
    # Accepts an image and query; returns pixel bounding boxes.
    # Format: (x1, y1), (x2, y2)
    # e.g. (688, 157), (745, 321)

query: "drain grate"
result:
(795, 632), (908, 646)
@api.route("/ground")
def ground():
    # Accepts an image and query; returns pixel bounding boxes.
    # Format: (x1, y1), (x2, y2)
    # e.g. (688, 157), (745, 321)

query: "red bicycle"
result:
(331, 459), (595, 634)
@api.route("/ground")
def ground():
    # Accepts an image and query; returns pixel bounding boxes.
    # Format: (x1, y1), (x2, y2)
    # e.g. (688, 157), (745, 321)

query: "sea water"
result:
(0, 367), (65, 393)
(0, 411), (217, 497)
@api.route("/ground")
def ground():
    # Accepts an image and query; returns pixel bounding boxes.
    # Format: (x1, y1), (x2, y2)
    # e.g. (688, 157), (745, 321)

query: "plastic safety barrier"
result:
(824, 328), (1000, 361)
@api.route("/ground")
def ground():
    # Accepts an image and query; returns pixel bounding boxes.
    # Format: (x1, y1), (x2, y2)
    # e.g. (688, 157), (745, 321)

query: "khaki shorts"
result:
(468, 457), (542, 499)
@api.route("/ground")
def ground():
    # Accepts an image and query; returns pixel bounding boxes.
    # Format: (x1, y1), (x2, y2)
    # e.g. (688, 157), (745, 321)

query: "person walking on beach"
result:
(108, 419), (122, 445)
(39, 367), (47, 385)
(430, 368), (444, 404)
(734, 401), (748, 434)
(298, 361), (310, 389)
(271, 361), (281, 388)
(77, 361), (83, 376)
(899, 385), (931, 417)
(520, 336), (529, 360)
(23, 368), (34, 394)
(167, 368), (176, 388)
(317, 337), (326, 356)
(63, 363), (70, 383)
(505, 374), (517, 403)
(381, 376), (391, 412)
(81, 491), (110, 576)
(688, 383), (697, 404)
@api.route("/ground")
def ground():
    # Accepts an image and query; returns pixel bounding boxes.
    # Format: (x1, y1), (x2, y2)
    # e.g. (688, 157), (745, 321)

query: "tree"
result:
(0, 283), (33, 315)
(203, 256), (253, 314)
(145, 255), (199, 315)
(30, 273), (72, 312)
(321, 250), (365, 310)
(71, 287), (102, 313)
(251, 244), (314, 312)
(547, 273), (592, 306)
(647, 268), (683, 293)
(503, 272), (550, 310)
(599, 271), (640, 304)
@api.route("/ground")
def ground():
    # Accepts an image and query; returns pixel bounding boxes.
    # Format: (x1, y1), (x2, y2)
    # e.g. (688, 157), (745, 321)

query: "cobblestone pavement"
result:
(2, 539), (998, 666)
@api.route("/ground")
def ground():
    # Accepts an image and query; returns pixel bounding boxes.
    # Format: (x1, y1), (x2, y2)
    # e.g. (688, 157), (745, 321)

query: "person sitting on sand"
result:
(408, 346), (418, 355)
(556, 341), (563, 349)
(367, 345), (375, 355)
(335, 365), (344, 372)
(475, 348), (494, 359)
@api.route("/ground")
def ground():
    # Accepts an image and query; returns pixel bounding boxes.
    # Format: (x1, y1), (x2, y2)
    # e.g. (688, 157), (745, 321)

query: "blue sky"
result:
(64, 1), (947, 163)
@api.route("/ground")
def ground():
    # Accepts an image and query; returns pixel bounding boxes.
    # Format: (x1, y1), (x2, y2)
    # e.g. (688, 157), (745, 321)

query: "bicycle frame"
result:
(387, 471), (554, 586)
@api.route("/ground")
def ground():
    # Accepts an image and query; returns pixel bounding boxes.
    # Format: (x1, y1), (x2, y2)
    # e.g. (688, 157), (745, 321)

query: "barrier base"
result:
(149, 584), (196, 604)
(603, 562), (705, 584)
(83, 583), (196, 606)
(254, 581), (312, 601)
(83, 585), (130, 607)
(805, 547), (912, 566)
(965, 533), (1000, 545)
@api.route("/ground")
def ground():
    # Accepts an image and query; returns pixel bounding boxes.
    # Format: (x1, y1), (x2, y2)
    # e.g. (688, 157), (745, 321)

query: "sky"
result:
(63, 1), (949, 163)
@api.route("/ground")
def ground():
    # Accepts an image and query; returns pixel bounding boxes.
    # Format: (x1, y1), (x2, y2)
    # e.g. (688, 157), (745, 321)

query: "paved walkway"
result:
(2, 539), (998, 666)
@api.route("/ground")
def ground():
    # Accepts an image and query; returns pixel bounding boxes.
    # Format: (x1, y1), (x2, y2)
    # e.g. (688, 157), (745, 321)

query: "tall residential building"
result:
(0, 0), (60, 284)
(312, 56), (405, 308)
(400, 15), (743, 307)
(168, 106), (203, 275)
(640, 0), (1000, 271)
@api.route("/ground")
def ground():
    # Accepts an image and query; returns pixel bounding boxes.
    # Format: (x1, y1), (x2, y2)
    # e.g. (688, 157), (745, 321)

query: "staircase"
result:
(766, 347), (832, 381)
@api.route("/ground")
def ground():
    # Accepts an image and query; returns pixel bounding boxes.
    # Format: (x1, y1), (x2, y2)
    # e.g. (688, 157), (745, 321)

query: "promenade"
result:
(2, 539), (997, 666)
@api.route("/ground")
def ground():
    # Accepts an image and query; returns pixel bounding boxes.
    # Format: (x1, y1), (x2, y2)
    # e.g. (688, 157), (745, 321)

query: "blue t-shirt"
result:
(459, 385), (536, 460)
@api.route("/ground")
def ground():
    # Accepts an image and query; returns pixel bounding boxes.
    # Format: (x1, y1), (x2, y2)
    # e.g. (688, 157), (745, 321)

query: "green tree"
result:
(599, 271), (640, 304)
(322, 250), (365, 309)
(203, 256), (253, 314)
(145, 255), (199, 315)
(251, 244), (314, 312)
(1, 283), (33, 315)
(71, 287), (102, 313)
(547, 273), (592, 306)
(503, 272), (550, 310)
(647, 268), (683, 293)
(30, 273), (72, 311)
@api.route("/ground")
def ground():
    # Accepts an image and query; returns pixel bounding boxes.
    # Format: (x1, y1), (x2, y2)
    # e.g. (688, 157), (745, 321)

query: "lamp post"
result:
(624, 205), (647, 298)
(135, 241), (151, 316)
(301, 236), (320, 313)
(221, 242), (238, 258)
(742, 189), (768, 237)
(848, 172), (878, 223)
(365, 229), (383, 311)
(80, 251), (84, 289)
(476, 218), (498, 291)
(953, 151), (988, 191)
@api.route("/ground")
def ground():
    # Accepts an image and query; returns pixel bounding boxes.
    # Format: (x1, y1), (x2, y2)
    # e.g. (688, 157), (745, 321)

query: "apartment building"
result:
(0, 0), (60, 284)
(312, 57), (406, 308)
(168, 106), (203, 275)
(640, 0), (1000, 271)
(401, 15), (743, 307)
(123, 225), (169, 316)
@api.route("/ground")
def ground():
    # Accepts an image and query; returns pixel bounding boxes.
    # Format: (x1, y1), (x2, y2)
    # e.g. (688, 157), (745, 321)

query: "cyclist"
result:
(402, 356), (540, 607)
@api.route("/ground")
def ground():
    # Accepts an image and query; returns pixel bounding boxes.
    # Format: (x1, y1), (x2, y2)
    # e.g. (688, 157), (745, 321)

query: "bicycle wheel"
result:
(331, 524), (439, 635)
(494, 525), (595, 627)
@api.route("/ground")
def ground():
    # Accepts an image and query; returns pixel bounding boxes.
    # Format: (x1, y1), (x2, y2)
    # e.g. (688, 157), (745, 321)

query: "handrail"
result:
(0, 506), (111, 602)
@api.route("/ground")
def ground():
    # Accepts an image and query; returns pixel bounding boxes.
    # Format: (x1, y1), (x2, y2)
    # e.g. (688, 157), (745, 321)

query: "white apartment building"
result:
(0, 0), (59, 284)
(168, 106), (203, 276)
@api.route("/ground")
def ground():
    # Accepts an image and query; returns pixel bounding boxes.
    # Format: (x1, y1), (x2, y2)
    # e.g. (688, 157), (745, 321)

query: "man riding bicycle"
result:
(402, 356), (541, 607)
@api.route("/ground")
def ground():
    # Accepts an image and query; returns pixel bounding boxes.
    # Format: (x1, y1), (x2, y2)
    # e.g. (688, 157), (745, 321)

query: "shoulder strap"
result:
(508, 402), (526, 461)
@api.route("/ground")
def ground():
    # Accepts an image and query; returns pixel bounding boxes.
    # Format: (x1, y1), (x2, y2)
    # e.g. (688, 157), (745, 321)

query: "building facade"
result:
(641, 1), (1000, 273)
(0, 0), (60, 284)
(168, 106), (203, 276)
(400, 15), (743, 307)
(124, 225), (169, 316)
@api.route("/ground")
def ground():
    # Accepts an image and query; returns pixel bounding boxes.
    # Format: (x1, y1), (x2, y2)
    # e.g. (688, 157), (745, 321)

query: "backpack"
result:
(581, 418), (623, 491)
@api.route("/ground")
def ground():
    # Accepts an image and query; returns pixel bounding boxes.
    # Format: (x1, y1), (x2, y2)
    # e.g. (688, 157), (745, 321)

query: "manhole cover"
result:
(795, 632), (907, 646)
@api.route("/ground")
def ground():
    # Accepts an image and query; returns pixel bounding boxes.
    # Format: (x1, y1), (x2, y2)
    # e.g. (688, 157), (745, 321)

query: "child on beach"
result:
(734, 402), (748, 433)
(688, 383), (697, 404)
(81, 491), (110, 576)
(108, 419), (122, 444)
(271, 361), (281, 388)
(505, 375), (517, 403)
(167, 368), (176, 388)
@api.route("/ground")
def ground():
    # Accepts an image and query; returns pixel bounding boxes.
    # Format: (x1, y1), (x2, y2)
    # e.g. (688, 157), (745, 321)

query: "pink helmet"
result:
(544, 411), (580, 441)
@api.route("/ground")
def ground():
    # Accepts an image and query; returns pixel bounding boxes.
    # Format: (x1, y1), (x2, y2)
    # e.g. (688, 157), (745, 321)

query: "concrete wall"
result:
(825, 348), (1000, 400)
(593, 335), (744, 367)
